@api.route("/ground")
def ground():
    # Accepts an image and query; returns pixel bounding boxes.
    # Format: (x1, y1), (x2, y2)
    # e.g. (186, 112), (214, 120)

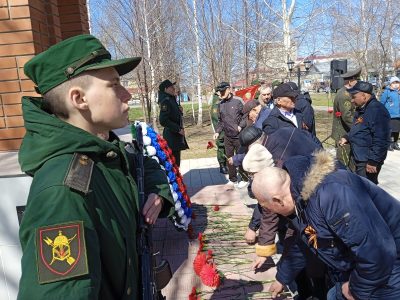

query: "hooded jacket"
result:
(18, 97), (174, 300)
(277, 151), (400, 299)
(380, 86), (400, 118)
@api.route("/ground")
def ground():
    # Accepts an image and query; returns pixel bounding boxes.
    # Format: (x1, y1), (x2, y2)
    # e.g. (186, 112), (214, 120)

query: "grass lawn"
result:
(128, 101), (336, 160)
(309, 92), (336, 107)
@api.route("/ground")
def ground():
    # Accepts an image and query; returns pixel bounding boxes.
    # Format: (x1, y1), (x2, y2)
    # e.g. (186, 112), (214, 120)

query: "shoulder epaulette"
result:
(63, 153), (94, 195)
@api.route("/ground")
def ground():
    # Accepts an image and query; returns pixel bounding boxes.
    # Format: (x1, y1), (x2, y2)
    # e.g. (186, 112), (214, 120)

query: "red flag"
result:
(235, 85), (260, 102)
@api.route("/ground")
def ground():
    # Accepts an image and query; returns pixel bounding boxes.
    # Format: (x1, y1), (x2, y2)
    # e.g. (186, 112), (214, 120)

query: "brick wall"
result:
(0, 0), (89, 151)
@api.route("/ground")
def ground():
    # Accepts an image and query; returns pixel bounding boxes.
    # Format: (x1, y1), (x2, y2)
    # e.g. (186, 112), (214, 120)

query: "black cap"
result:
(340, 68), (361, 80)
(287, 81), (299, 91)
(347, 80), (373, 95)
(239, 126), (263, 147)
(273, 83), (298, 99)
(215, 81), (230, 92)
(159, 79), (176, 91)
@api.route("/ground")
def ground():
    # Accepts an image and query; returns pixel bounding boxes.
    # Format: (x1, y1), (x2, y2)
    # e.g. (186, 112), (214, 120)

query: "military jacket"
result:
(158, 91), (189, 151)
(18, 97), (174, 300)
(331, 87), (354, 142)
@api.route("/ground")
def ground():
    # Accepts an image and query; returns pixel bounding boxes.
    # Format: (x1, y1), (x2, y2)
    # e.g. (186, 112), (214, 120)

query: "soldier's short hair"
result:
(43, 74), (92, 119)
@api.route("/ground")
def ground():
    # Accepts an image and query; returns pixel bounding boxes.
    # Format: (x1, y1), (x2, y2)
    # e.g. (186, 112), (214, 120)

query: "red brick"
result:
(0, 1), (8, 7)
(0, 126), (25, 138)
(0, 138), (23, 151)
(0, 57), (16, 68)
(0, 7), (9, 20)
(0, 106), (3, 116)
(29, 7), (46, 22)
(5, 115), (24, 127)
(0, 68), (18, 80)
(27, 0), (45, 11)
(0, 43), (35, 56)
(20, 79), (35, 91)
(61, 22), (84, 32)
(58, 5), (80, 14)
(0, 18), (32, 31)
(59, 14), (82, 24)
(0, 117), (5, 128)
(18, 67), (28, 79)
(10, 6), (30, 19)
(3, 104), (22, 116)
(0, 81), (20, 93)
(10, 0), (29, 5)
(16, 55), (34, 67)
(0, 31), (33, 44)
(1, 92), (37, 104)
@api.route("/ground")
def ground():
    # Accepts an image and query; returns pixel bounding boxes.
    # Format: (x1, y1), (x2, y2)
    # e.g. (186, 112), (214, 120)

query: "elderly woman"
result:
(381, 76), (400, 151)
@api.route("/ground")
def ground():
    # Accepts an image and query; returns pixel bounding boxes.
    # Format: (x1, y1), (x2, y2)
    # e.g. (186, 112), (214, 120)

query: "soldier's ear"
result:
(69, 87), (89, 110)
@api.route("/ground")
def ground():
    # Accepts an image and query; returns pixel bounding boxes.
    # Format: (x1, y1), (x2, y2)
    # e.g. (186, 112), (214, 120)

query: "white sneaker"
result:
(235, 181), (249, 189)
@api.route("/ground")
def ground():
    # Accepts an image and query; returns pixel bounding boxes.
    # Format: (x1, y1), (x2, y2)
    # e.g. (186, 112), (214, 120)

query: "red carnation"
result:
(213, 205), (220, 211)
(335, 111), (342, 117)
(199, 263), (221, 287)
(189, 287), (201, 300)
(193, 252), (207, 275)
(207, 141), (215, 149)
(198, 232), (204, 242)
(327, 107), (333, 113)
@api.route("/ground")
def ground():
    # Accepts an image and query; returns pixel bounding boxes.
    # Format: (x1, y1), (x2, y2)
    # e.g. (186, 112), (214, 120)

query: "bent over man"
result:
(18, 34), (174, 299)
(252, 151), (400, 300)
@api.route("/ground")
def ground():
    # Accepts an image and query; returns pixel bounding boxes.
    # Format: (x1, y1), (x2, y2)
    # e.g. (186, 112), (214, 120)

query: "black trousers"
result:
(351, 159), (381, 185)
(172, 150), (181, 167)
(224, 136), (240, 182)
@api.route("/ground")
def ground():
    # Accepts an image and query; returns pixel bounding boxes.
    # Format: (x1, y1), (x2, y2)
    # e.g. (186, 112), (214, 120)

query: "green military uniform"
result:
(17, 34), (174, 299)
(18, 98), (174, 299)
(210, 94), (226, 166)
(158, 90), (189, 166)
(331, 86), (354, 168)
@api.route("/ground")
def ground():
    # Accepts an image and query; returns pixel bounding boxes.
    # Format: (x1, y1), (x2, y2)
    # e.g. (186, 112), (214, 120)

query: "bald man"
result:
(252, 151), (400, 300)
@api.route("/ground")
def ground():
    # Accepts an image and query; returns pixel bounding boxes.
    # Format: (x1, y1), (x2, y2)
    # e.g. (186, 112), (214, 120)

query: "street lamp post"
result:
(287, 60), (312, 90)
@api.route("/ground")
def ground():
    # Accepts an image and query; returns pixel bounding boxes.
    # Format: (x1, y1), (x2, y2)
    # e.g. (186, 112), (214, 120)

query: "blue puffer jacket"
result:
(380, 87), (400, 118)
(347, 95), (390, 165)
(276, 152), (400, 300)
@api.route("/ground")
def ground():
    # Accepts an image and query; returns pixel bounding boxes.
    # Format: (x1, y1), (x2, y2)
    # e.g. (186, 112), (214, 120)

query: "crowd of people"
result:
(210, 73), (400, 299)
(16, 32), (400, 300)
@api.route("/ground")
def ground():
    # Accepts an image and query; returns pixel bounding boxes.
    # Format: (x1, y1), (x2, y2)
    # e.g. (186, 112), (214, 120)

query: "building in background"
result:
(0, 0), (90, 151)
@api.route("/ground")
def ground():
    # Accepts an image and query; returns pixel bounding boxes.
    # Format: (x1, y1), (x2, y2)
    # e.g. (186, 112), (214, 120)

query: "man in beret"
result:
(331, 68), (361, 169)
(158, 79), (189, 166)
(339, 81), (390, 184)
(18, 34), (175, 299)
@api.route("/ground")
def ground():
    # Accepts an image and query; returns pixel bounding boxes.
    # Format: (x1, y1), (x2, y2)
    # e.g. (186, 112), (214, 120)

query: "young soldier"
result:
(18, 34), (174, 299)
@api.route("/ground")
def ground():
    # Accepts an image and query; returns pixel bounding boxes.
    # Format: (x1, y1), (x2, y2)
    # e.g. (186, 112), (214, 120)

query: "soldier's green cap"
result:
(24, 34), (142, 95)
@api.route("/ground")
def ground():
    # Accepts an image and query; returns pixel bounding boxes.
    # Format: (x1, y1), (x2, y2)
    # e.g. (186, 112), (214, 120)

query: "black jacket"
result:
(295, 94), (316, 135)
(347, 95), (390, 165)
(216, 94), (245, 138)
(158, 91), (189, 151)
(262, 106), (306, 135)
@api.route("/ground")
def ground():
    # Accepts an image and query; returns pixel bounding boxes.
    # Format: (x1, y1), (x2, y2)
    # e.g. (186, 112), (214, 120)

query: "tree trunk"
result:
(193, 0), (203, 126)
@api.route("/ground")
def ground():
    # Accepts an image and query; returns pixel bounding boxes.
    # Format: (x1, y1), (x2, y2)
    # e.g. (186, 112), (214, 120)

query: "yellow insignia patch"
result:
(344, 101), (351, 109)
(36, 221), (88, 284)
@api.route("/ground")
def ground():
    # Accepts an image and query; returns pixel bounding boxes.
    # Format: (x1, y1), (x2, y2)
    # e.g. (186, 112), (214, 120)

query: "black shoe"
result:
(219, 165), (228, 174)
(394, 143), (400, 150)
